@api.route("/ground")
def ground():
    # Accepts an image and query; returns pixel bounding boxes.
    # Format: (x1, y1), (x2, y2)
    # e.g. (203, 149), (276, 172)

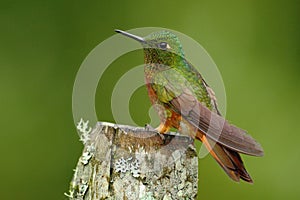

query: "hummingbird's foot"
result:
(155, 131), (166, 142)
(145, 124), (166, 141)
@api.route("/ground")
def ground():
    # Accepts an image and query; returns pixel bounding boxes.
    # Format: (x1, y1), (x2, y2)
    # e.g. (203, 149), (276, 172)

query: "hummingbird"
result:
(115, 29), (264, 183)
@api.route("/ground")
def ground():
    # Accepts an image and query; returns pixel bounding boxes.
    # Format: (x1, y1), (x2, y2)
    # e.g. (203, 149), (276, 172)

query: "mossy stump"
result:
(67, 122), (198, 199)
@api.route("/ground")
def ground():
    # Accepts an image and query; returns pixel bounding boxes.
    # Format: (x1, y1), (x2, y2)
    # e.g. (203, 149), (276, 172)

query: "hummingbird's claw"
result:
(145, 124), (166, 142)
(156, 132), (166, 142)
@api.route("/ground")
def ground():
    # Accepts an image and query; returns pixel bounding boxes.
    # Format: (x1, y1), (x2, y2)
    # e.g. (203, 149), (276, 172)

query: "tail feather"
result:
(197, 132), (253, 183)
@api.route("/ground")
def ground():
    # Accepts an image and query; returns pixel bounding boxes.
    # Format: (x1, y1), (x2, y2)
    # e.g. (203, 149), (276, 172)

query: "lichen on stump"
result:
(66, 122), (198, 200)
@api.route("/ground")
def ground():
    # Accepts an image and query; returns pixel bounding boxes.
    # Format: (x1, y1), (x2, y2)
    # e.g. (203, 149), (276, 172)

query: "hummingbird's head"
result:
(142, 31), (184, 59)
(115, 29), (185, 65)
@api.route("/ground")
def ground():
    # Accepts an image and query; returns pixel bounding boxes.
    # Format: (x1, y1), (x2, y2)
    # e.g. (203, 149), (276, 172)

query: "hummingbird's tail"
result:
(196, 132), (253, 183)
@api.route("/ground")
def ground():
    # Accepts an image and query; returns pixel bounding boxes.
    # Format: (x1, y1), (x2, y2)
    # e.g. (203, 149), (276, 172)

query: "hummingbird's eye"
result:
(158, 42), (168, 50)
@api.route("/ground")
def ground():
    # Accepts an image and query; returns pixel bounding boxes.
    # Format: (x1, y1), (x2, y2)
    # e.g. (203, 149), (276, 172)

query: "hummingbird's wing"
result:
(151, 69), (264, 156)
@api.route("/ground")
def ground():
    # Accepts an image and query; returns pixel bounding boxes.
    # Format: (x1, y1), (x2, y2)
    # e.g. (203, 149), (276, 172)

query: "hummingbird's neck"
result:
(143, 49), (188, 82)
(143, 48), (186, 67)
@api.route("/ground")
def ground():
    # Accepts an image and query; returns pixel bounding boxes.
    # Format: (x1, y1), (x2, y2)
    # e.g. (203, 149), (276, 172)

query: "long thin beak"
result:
(115, 29), (145, 43)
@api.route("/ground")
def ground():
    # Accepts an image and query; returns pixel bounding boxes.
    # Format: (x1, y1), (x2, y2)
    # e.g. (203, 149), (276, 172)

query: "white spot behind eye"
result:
(158, 42), (171, 50)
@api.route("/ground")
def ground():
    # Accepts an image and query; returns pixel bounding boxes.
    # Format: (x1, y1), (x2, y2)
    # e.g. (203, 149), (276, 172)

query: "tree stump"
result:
(66, 121), (198, 199)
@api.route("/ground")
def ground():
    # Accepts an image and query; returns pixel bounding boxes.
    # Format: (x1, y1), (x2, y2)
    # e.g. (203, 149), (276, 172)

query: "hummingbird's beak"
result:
(115, 29), (145, 43)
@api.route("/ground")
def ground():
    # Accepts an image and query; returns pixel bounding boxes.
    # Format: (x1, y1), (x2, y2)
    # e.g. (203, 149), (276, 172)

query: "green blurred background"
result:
(1, 0), (299, 199)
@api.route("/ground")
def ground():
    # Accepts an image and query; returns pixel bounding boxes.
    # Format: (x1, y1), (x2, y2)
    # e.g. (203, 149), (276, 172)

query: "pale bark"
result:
(66, 122), (198, 200)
